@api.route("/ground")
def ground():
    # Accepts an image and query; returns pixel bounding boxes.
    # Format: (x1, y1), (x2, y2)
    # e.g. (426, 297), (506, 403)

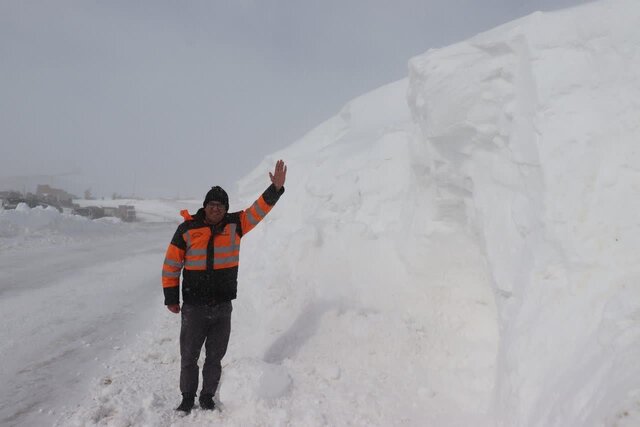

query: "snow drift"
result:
(0, 203), (120, 251)
(234, 78), (498, 425)
(406, 0), (640, 425)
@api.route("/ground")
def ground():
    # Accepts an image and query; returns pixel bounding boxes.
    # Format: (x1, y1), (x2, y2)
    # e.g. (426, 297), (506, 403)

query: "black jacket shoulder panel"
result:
(170, 222), (188, 249)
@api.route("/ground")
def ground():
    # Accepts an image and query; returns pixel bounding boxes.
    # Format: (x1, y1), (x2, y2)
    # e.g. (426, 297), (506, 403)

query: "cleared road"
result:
(0, 223), (171, 426)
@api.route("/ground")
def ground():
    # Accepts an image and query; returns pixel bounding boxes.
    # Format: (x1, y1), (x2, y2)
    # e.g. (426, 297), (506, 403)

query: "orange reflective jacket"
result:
(162, 184), (284, 305)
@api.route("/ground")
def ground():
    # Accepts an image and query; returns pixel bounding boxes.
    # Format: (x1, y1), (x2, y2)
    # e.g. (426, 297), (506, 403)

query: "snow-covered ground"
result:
(0, 206), (168, 426)
(2, 0), (640, 425)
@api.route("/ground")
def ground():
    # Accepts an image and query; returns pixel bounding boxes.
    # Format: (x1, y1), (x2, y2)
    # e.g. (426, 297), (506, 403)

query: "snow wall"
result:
(233, 76), (498, 425)
(407, 0), (640, 425)
(232, 0), (640, 425)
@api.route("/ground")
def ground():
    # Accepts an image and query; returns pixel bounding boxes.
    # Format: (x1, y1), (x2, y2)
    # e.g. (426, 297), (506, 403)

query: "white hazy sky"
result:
(1, 0), (589, 199)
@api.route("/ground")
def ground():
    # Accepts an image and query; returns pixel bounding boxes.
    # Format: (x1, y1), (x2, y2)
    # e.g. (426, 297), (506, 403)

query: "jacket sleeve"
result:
(239, 184), (284, 235)
(162, 225), (186, 305)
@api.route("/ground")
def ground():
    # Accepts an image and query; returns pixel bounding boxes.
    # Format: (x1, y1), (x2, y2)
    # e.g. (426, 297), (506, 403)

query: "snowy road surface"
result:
(0, 223), (170, 426)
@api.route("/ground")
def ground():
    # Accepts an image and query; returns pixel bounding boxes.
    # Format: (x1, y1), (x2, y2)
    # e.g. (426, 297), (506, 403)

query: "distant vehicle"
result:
(72, 206), (105, 219)
(70, 204), (136, 221)
(1, 196), (24, 210)
(0, 196), (62, 212)
(118, 205), (136, 222)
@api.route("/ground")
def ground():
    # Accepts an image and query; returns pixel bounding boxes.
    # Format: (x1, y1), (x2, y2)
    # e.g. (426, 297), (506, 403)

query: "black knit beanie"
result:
(203, 186), (229, 210)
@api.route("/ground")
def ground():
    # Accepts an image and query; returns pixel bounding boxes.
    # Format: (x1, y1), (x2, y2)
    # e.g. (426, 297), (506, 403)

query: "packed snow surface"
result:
(2, 0), (640, 425)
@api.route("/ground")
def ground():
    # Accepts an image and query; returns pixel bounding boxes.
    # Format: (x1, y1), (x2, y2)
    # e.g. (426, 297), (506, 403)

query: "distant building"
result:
(0, 191), (21, 199)
(36, 185), (75, 206)
(0, 191), (26, 210)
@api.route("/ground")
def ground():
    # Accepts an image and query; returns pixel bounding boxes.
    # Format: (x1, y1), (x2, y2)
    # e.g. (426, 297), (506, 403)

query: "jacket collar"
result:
(181, 208), (227, 231)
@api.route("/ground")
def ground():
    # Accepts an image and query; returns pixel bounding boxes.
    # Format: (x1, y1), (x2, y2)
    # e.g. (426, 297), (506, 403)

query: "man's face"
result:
(204, 201), (226, 225)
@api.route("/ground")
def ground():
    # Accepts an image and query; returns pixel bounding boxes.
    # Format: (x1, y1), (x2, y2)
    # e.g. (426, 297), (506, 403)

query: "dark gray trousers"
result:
(180, 302), (232, 396)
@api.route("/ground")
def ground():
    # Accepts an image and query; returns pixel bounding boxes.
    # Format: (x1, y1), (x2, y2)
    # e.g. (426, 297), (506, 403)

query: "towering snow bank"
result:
(407, 0), (640, 425)
(233, 80), (498, 424)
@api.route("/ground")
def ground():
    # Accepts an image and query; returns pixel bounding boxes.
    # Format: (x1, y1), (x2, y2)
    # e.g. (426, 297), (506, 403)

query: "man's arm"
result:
(162, 225), (186, 313)
(239, 160), (287, 235)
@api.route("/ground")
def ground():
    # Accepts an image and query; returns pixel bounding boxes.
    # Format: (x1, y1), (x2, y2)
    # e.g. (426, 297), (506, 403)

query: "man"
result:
(161, 160), (287, 413)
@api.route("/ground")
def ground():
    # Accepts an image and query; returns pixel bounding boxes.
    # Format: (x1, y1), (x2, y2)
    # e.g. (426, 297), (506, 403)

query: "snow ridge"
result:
(409, 0), (640, 425)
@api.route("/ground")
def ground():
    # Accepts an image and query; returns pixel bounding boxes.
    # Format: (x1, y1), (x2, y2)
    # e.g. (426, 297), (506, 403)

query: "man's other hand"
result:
(167, 304), (181, 314)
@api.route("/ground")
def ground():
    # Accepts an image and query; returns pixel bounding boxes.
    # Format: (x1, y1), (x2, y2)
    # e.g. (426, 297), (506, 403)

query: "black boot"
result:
(176, 394), (195, 413)
(199, 393), (215, 410)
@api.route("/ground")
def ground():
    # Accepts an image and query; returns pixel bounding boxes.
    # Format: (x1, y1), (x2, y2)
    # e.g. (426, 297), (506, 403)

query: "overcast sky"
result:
(1, 0), (590, 199)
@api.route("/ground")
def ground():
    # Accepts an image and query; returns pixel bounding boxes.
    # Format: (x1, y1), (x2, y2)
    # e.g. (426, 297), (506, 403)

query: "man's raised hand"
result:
(269, 160), (287, 191)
